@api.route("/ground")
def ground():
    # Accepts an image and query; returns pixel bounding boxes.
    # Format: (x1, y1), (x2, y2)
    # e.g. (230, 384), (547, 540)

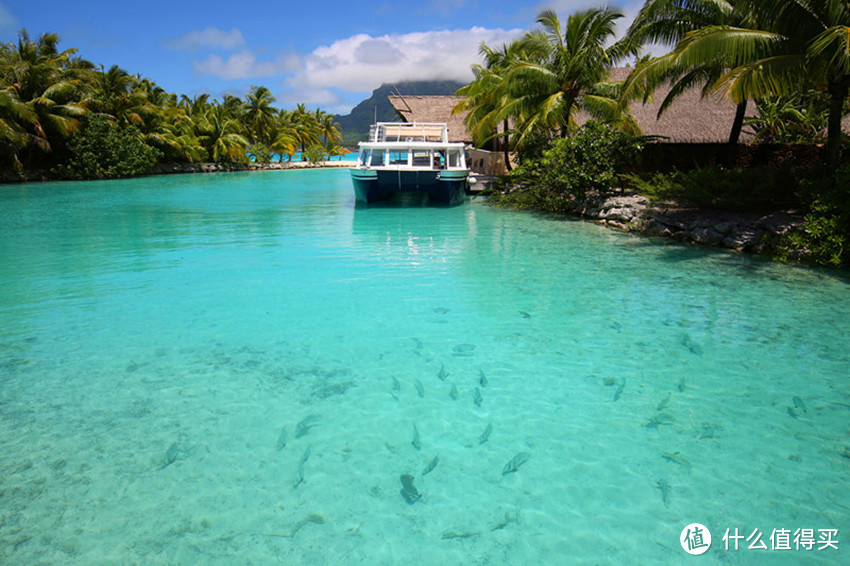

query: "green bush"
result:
(494, 121), (643, 214)
(626, 165), (806, 212)
(59, 114), (160, 179)
(248, 143), (272, 164)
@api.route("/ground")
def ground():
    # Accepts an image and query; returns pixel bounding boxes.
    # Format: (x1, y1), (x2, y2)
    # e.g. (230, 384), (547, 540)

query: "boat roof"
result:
(367, 122), (453, 143)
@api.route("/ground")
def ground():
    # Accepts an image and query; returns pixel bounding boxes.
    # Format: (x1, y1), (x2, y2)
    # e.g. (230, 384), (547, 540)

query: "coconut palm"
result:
(0, 89), (37, 169)
(314, 108), (342, 146)
(244, 85), (277, 145)
(288, 103), (320, 153)
(499, 7), (634, 146)
(642, 0), (850, 172)
(455, 39), (543, 169)
(0, 30), (89, 161)
(623, 0), (755, 144)
(199, 103), (249, 163)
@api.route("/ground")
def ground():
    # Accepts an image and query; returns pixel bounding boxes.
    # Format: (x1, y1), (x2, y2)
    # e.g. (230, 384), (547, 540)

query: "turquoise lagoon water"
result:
(0, 169), (848, 564)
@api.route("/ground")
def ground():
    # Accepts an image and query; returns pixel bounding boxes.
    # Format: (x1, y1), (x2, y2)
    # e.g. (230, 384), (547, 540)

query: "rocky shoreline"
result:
(0, 160), (352, 184)
(583, 191), (804, 254)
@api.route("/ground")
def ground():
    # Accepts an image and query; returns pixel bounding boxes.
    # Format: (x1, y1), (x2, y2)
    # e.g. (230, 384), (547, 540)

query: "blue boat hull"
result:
(351, 169), (467, 205)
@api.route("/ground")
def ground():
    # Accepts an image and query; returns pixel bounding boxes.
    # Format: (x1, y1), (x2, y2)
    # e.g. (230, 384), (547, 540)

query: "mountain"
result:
(334, 80), (466, 146)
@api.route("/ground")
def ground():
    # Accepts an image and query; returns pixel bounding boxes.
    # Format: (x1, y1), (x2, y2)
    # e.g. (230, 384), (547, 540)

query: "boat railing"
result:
(369, 122), (449, 143)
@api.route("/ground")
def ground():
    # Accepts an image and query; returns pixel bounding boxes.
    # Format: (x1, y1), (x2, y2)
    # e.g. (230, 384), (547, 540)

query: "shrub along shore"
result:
(0, 160), (351, 184)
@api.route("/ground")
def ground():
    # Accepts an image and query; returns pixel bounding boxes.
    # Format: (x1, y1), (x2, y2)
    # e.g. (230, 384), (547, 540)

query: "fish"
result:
(453, 344), (476, 354)
(491, 511), (518, 531)
(610, 320), (622, 332)
(792, 396), (807, 413)
(656, 394), (671, 411)
(613, 379), (625, 401)
(677, 377), (686, 392)
(412, 424), (421, 451)
(433, 307), (449, 315)
(159, 442), (179, 470)
(479, 423), (493, 445)
(399, 474), (421, 504)
(295, 415), (321, 438)
(449, 383), (458, 400)
(502, 452), (531, 475)
(473, 387), (483, 407)
(437, 365), (449, 381)
(518, 311), (531, 319)
(411, 337), (423, 349)
(787, 406), (799, 419)
(442, 530), (479, 540)
(656, 479), (671, 507)
(422, 455), (439, 476)
(392, 377), (400, 391)
(414, 380), (425, 398)
(644, 412), (676, 428)
(661, 451), (692, 471)
(680, 334), (703, 356)
(264, 514), (325, 539)
(276, 426), (288, 451)
(293, 445), (311, 489)
(478, 369), (488, 388)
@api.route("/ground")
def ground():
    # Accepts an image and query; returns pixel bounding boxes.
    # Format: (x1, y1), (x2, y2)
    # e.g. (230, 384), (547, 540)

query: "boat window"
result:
(434, 151), (446, 169)
(412, 150), (430, 167)
(370, 150), (385, 166)
(448, 150), (460, 168)
(388, 151), (408, 165)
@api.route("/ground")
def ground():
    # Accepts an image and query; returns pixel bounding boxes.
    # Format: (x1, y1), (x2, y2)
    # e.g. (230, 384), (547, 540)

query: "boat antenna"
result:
(391, 84), (412, 115)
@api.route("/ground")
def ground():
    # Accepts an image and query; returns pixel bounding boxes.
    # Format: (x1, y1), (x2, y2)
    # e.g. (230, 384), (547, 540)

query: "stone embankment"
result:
(0, 161), (351, 184)
(583, 191), (804, 253)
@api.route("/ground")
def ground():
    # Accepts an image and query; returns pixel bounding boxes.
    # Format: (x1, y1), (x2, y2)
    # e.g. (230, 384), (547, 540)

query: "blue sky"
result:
(1, 0), (646, 114)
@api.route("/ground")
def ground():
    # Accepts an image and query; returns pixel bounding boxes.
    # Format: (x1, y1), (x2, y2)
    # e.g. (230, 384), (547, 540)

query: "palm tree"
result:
(623, 0), (754, 144)
(314, 108), (342, 146)
(642, 0), (850, 172)
(244, 85), (277, 144)
(289, 103), (320, 153)
(459, 8), (633, 153)
(0, 30), (89, 162)
(454, 41), (533, 170)
(0, 89), (37, 169)
(199, 103), (249, 163)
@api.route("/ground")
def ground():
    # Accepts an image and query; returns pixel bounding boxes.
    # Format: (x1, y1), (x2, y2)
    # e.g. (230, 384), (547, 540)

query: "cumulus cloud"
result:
(289, 27), (524, 95)
(193, 50), (300, 80)
(165, 27), (245, 51)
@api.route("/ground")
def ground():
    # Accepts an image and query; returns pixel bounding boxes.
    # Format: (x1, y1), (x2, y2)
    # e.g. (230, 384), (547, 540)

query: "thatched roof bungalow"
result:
(388, 95), (472, 143)
(388, 68), (755, 145)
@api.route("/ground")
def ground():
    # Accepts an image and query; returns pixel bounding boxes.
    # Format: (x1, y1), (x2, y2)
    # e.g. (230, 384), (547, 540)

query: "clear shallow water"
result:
(0, 169), (848, 564)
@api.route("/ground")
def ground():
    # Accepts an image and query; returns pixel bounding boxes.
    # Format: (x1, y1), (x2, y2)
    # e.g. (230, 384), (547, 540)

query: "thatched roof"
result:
(389, 68), (760, 144)
(583, 67), (754, 143)
(388, 95), (471, 143)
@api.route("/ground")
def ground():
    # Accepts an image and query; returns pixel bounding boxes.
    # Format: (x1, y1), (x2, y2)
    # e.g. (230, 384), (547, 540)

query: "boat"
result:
(350, 122), (469, 204)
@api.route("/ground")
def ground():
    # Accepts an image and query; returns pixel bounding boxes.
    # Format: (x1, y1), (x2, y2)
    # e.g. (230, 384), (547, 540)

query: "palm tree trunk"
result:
(503, 119), (512, 172)
(826, 83), (847, 177)
(722, 101), (747, 167)
(728, 101), (747, 145)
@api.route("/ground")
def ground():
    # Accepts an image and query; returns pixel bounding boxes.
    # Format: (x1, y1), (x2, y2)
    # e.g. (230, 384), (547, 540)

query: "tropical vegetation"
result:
(459, 2), (850, 266)
(454, 7), (640, 159)
(0, 30), (345, 177)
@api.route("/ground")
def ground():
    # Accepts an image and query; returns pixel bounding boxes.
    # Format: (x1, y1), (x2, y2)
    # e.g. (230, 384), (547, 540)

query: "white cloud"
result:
(0, 3), (18, 32)
(165, 27), (245, 51)
(193, 49), (300, 80)
(289, 27), (524, 95)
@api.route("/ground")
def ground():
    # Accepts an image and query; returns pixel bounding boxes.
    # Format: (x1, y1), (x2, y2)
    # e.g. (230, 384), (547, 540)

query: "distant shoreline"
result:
(0, 161), (353, 185)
